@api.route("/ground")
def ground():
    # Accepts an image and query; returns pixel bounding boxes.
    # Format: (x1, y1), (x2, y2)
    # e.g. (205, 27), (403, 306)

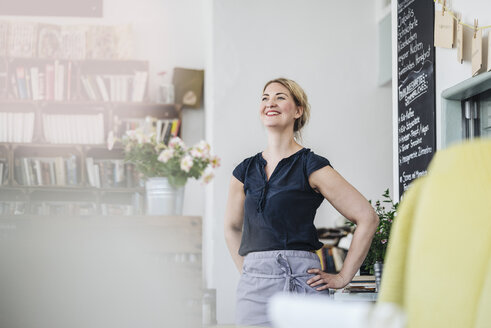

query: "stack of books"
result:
(344, 275), (376, 293)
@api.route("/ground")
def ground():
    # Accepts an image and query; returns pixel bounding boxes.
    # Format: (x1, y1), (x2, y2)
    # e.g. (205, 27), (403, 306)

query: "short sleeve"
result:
(232, 157), (252, 183)
(305, 151), (332, 177)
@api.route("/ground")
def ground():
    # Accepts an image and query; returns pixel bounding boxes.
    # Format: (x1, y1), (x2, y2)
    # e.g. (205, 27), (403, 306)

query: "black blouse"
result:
(232, 148), (332, 256)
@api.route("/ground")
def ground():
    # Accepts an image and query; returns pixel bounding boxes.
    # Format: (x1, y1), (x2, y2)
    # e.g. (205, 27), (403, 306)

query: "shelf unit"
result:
(0, 57), (183, 216)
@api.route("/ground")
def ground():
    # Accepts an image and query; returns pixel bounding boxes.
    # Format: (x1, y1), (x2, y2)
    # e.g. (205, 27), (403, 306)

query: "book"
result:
(8, 22), (37, 57)
(93, 164), (101, 188)
(86, 25), (118, 59)
(29, 159), (39, 186)
(114, 24), (134, 59)
(54, 61), (65, 101)
(113, 160), (125, 187)
(0, 21), (8, 57)
(25, 67), (32, 99)
(38, 71), (45, 100)
(13, 158), (22, 185)
(95, 75), (109, 101)
(87, 75), (102, 101)
(66, 61), (72, 100)
(351, 275), (376, 283)
(156, 119), (173, 143)
(48, 161), (56, 185)
(37, 24), (62, 58)
(0, 60), (7, 98)
(80, 75), (96, 100)
(0, 161), (4, 185)
(65, 155), (78, 185)
(30, 66), (40, 100)
(163, 120), (173, 145)
(16, 66), (28, 99)
(131, 71), (147, 101)
(325, 247), (336, 274)
(54, 156), (66, 186)
(345, 275), (376, 293)
(85, 157), (95, 187)
(45, 64), (55, 101)
(33, 159), (43, 186)
(170, 119), (181, 137)
(60, 25), (86, 60)
(10, 75), (18, 99)
(22, 157), (32, 186)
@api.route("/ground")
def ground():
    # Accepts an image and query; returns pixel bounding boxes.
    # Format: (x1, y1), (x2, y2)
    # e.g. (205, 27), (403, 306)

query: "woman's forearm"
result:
(225, 226), (244, 272)
(339, 212), (379, 283)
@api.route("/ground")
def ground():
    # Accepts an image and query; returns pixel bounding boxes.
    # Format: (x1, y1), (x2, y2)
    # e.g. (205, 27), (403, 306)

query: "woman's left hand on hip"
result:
(306, 269), (348, 290)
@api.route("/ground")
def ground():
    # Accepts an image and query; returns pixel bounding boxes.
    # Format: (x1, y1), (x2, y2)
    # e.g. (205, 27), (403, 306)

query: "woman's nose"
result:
(266, 99), (277, 108)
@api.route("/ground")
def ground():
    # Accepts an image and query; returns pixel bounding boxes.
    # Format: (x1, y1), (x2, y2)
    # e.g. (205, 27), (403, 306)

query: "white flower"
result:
(107, 131), (115, 150)
(158, 149), (174, 163)
(126, 130), (138, 140)
(180, 155), (193, 172)
(169, 136), (186, 150)
(190, 147), (205, 159)
(210, 155), (221, 168)
(197, 140), (211, 154)
(201, 166), (214, 184)
(142, 132), (155, 144)
(189, 141), (212, 160)
(136, 131), (144, 144)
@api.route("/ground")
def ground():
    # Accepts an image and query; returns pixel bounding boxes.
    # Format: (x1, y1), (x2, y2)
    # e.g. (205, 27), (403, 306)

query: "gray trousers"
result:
(235, 250), (330, 327)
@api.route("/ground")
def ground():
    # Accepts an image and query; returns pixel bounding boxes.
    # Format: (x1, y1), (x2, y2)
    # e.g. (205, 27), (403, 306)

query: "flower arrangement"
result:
(359, 189), (399, 274)
(107, 117), (220, 188)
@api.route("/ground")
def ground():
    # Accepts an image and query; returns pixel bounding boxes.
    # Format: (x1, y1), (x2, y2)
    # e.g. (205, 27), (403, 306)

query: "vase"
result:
(145, 177), (184, 215)
(374, 261), (384, 292)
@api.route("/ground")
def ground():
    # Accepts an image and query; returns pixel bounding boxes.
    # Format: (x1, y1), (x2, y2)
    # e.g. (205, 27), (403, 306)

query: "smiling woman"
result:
(260, 78), (311, 142)
(224, 78), (380, 327)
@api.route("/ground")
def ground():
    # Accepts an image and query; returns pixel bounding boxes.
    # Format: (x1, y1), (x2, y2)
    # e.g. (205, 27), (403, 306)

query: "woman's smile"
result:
(265, 110), (280, 116)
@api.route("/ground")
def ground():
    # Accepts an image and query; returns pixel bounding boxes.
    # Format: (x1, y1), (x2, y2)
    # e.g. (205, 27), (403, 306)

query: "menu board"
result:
(397, 0), (436, 197)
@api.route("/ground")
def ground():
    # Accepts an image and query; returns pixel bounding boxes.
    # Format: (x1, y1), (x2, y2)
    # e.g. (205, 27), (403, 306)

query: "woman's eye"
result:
(277, 96), (285, 100)
(261, 97), (268, 101)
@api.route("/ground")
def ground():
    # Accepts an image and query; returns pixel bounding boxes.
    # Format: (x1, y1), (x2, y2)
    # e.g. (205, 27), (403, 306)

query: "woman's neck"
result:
(263, 130), (303, 160)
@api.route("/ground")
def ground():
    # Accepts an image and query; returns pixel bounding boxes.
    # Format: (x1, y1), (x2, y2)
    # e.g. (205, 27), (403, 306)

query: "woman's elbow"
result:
(368, 209), (379, 232)
(356, 207), (379, 232)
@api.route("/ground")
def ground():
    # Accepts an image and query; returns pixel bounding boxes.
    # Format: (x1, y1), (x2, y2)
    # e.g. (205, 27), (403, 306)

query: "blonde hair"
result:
(263, 78), (310, 141)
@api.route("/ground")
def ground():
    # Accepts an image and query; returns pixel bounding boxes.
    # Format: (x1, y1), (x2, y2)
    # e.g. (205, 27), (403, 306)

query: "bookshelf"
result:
(0, 57), (183, 216)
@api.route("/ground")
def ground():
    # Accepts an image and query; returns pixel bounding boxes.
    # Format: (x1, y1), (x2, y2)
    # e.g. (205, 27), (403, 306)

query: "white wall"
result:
(206, 0), (393, 323)
(434, 0), (491, 148)
(1, 0), (207, 216)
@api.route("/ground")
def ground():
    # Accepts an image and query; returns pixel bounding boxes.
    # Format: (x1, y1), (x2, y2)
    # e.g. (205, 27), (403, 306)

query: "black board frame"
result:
(397, 0), (437, 198)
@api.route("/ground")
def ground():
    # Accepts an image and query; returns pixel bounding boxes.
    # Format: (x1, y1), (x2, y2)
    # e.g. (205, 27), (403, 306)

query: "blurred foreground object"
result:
(379, 139), (491, 327)
(0, 215), (202, 328)
(269, 293), (405, 328)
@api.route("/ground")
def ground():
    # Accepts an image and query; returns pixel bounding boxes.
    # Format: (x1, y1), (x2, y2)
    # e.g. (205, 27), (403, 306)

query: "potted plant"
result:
(107, 117), (220, 215)
(350, 189), (398, 275)
(366, 189), (398, 274)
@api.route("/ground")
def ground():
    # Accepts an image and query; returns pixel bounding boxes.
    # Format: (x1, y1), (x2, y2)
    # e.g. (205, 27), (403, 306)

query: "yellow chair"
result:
(379, 139), (491, 328)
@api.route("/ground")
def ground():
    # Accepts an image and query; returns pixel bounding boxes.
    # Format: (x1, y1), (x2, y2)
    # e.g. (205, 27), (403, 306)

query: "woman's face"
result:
(260, 82), (302, 131)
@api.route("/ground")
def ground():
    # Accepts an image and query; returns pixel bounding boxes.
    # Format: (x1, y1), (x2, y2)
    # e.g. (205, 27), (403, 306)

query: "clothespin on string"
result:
(474, 19), (478, 38)
(442, 0), (446, 16)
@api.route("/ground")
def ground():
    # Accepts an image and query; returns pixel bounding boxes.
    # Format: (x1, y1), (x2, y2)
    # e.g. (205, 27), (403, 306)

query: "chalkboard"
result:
(397, 0), (436, 198)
